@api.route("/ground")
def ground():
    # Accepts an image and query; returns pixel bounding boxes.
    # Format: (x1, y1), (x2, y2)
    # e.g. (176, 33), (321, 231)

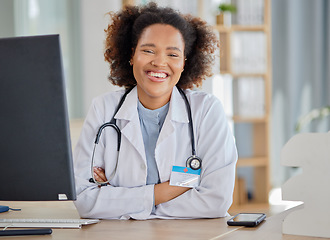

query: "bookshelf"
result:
(214, 0), (272, 211)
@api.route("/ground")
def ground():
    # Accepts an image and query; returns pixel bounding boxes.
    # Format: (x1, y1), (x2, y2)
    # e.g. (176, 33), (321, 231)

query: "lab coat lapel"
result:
(156, 87), (189, 180)
(114, 87), (146, 161)
(157, 87), (189, 145)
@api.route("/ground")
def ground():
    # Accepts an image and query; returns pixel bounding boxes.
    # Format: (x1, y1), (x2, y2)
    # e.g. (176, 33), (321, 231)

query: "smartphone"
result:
(227, 213), (266, 227)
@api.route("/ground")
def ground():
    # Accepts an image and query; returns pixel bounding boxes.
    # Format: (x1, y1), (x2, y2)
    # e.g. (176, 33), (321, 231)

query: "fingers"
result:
(93, 167), (108, 183)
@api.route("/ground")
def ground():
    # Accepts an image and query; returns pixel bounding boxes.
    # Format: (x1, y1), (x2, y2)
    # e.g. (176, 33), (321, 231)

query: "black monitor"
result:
(0, 35), (76, 201)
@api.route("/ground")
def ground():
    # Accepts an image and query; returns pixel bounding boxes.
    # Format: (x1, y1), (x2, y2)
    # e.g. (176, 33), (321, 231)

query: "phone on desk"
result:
(227, 213), (266, 227)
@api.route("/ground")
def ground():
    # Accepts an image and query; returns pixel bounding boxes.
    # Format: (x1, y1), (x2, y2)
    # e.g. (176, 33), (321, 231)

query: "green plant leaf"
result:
(218, 3), (237, 13)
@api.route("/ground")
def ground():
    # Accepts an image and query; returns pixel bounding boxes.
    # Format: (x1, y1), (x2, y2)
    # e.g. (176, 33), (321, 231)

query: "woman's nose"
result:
(151, 54), (167, 67)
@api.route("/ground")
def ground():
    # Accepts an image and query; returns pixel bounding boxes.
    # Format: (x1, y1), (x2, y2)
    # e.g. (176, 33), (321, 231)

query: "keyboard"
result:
(0, 218), (100, 229)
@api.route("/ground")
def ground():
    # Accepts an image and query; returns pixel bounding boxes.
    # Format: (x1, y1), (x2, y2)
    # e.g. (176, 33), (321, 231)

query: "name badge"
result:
(169, 166), (201, 188)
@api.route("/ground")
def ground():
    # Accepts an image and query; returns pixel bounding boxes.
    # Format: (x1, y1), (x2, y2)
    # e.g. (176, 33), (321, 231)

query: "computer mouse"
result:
(0, 205), (9, 213)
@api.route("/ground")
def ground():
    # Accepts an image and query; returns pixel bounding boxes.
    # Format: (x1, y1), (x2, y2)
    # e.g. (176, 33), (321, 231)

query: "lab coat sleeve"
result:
(155, 96), (237, 218)
(73, 97), (154, 220)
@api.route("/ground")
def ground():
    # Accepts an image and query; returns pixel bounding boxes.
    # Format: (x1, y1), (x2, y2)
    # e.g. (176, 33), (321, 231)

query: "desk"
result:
(0, 201), (236, 240)
(0, 201), (328, 240)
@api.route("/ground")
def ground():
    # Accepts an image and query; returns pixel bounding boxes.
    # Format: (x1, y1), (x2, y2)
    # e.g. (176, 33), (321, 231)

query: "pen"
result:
(0, 228), (52, 236)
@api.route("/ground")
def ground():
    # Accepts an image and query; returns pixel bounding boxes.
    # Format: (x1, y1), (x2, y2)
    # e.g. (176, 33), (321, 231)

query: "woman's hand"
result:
(154, 181), (190, 205)
(93, 167), (109, 186)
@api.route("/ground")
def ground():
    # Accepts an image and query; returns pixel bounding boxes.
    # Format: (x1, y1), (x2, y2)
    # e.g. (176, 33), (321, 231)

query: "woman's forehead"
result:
(137, 24), (185, 49)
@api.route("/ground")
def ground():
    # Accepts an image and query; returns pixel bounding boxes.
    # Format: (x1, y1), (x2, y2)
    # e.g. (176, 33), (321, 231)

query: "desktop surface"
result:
(0, 201), (231, 240)
(1, 201), (327, 240)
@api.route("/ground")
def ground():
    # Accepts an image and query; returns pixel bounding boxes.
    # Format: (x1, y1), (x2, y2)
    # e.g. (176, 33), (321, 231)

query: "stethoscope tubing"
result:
(89, 86), (201, 185)
(177, 87), (197, 156)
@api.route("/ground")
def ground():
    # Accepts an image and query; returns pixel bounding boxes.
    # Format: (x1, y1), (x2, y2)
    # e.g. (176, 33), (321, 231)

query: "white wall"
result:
(80, 0), (122, 116)
(0, 0), (15, 38)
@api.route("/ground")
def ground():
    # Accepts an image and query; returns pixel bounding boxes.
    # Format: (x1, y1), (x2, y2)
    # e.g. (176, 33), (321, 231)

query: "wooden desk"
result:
(0, 202), (329, 240)
(0, 201), (237, 240)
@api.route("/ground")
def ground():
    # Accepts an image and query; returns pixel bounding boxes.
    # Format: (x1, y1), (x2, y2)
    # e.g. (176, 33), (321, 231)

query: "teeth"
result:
(148, 72), (167, 78)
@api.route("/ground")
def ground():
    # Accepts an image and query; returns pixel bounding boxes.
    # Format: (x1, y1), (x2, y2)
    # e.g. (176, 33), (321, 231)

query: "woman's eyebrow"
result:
(140, 43), (182, 52)
(167, 46), (182, 52)
(140, 43), (156, 48)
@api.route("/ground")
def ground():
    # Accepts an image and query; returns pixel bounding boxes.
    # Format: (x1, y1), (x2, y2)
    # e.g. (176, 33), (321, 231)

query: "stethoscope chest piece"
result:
(186, 155), (202, 170)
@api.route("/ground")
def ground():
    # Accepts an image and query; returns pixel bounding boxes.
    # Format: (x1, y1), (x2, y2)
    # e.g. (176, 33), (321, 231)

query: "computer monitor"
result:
(0, 35), (76, 201)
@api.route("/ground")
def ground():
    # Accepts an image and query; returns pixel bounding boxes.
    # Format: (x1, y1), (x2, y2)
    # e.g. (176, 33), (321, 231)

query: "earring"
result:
(129, 60), (133, 66)
(182, 58), (187, 72)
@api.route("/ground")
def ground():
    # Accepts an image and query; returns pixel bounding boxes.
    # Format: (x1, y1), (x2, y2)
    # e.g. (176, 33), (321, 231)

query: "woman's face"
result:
(131, 24), (185, 110)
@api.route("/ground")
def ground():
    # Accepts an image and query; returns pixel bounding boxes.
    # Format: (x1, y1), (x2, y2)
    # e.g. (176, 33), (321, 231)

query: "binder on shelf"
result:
(212, 74), (233, 117)
(238, 177), (248, 205)
(231, 0), (264, 25)
(231, 32), (266, 74)
(212, 74), (234, 132)
(233, 77), (265, 118)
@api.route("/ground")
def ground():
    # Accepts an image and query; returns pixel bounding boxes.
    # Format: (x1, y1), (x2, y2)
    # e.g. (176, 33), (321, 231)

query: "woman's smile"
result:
(146, 70), (169, 82)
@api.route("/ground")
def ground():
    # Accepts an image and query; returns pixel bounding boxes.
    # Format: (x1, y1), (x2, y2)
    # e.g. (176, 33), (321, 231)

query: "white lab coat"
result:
(74, 86), (237, 220)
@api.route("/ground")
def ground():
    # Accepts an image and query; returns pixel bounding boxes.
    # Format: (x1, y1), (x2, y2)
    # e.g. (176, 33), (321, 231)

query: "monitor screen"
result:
(0, 35), (76, 201)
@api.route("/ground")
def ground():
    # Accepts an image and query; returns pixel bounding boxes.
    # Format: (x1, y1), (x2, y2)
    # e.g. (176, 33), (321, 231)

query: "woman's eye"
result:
(143, 50), (154, 54)
(168, 54), (179, 57)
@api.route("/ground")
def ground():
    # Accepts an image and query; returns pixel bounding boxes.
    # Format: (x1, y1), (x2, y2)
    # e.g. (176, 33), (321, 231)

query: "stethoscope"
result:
(89, 86), (202, 186)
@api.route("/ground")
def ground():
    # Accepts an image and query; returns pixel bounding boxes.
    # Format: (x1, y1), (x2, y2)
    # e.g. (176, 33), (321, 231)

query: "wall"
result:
(0, 0), (15, 38)
(80, 0), (122, 116)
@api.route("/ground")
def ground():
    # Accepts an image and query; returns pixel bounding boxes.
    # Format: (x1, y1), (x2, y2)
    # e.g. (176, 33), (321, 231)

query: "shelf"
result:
(220, 73), (267, 78)
(215, 0), (272, 210)
(214, 24), (268, 32)
(232, 116), (269, 123)
(237, 157), (268, 167)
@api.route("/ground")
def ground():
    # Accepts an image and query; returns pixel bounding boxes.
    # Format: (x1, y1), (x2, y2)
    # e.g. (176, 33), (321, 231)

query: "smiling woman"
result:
(73, 2), (237, 220)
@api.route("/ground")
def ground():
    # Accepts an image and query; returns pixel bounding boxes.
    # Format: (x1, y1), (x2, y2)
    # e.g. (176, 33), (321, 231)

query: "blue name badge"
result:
(169, 166), (201, 188)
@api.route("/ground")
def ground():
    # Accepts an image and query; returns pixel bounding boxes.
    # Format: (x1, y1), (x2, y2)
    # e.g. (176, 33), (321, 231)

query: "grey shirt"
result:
(137, 100), (169, 185)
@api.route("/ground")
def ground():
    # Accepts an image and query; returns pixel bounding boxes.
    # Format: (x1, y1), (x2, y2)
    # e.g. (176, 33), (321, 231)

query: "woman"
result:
(74, 3), (237, 220)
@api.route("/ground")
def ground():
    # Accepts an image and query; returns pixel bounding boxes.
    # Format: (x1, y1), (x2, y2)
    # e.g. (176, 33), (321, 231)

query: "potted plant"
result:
(217, 3), (237, 26)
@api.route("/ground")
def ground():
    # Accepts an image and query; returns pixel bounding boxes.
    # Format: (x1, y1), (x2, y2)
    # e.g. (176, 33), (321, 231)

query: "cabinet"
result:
(214, 0), (272, 211)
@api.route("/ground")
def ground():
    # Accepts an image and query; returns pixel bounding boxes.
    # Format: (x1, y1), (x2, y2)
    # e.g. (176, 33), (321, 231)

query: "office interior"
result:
(1, 0), (329, 216)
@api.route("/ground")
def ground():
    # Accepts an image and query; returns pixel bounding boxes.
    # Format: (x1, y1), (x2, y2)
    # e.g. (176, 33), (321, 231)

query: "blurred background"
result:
(1, 0), (329, 214)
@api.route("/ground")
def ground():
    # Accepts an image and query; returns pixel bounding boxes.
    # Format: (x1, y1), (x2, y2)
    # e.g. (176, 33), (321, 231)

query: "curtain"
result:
(271, 0), (330, 186)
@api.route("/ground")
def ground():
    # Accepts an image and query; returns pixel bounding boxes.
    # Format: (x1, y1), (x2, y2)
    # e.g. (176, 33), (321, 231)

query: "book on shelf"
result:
(231, 177), (248, 208)
(231, 0), (264, 25)
(231, 31), (266, 74)
(233, 77), (265, 118)
(212, 74), (234, 131)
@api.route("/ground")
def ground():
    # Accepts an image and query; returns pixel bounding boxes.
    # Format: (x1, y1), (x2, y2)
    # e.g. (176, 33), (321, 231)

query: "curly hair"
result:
(104, 2), (219, 89)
